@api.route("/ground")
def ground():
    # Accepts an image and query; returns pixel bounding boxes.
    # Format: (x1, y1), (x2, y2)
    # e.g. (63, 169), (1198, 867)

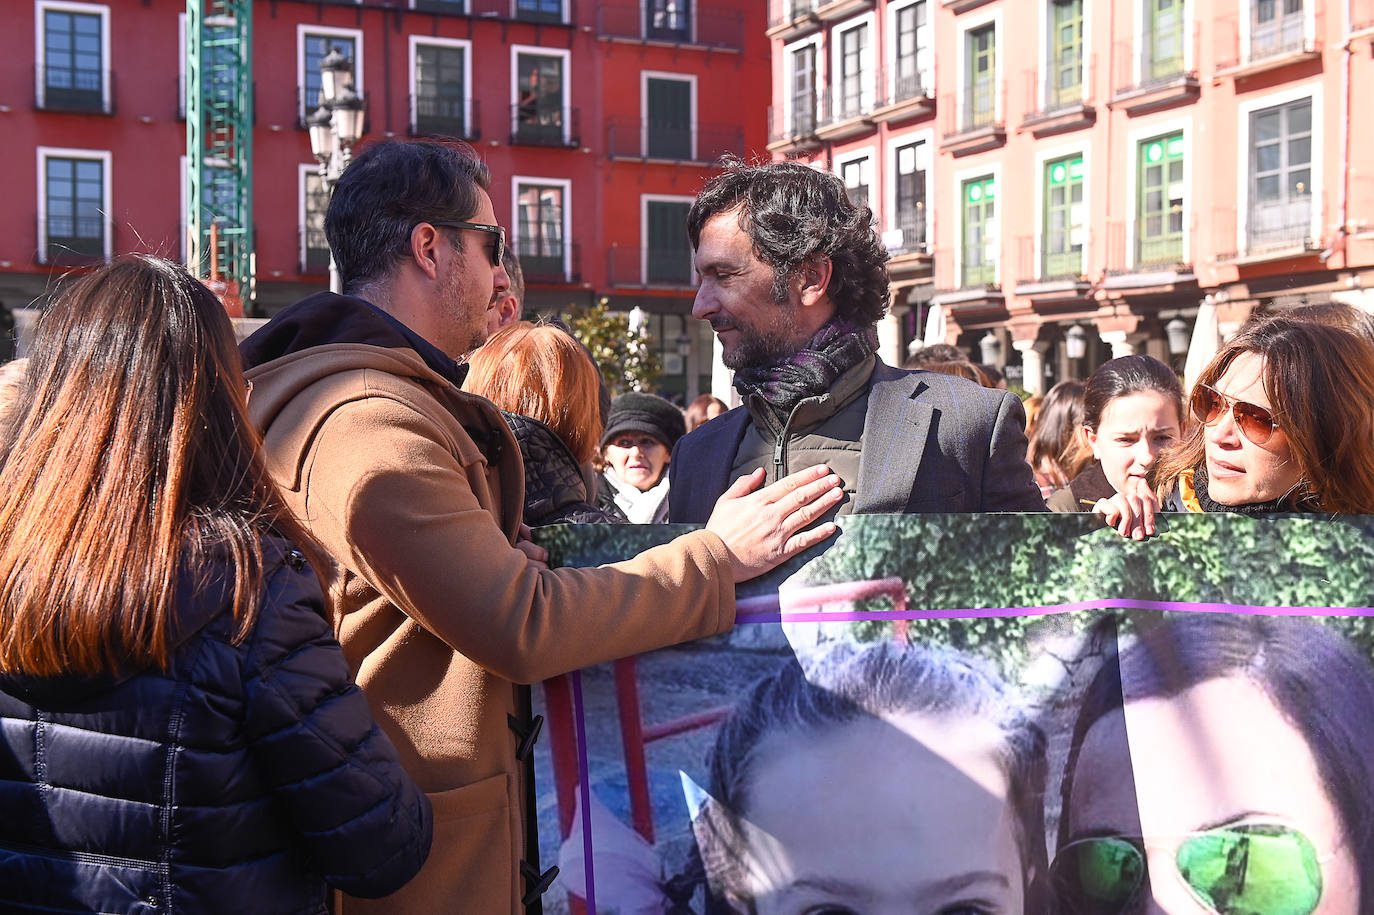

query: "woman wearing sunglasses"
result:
(1053, 613), (1374, 915)
(693, 640), (1049, 915)
(1096, 317), (1374, 538)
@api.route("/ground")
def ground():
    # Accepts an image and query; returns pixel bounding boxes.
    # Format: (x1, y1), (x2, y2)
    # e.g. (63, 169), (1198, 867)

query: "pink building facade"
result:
(767, 0), (1374, 392)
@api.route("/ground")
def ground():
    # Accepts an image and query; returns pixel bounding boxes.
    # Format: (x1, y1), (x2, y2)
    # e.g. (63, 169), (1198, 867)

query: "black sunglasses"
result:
(1190, 383), (1280, 446)
(431, 220), (506, 267)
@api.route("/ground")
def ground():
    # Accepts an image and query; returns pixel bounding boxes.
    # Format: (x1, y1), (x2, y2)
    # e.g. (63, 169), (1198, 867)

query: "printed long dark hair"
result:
(1058, 614), (1374, 915)
(695, 640), (1048, 913)
(0, 256), (318, 677)
(1153, 316), (1374, 512)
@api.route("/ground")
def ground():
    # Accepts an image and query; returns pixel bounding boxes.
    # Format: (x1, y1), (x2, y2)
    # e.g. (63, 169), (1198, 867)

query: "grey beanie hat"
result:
(600, 392), (686, 450)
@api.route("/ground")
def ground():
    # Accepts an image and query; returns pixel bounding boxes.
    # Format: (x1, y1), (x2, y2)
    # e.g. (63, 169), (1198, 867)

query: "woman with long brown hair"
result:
(1097, 316), (1374, 538)
(0, 256), (431, 913)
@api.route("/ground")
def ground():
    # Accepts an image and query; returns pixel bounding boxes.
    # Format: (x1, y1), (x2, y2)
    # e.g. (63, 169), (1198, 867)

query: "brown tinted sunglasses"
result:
(1190, 383), (1280, 445)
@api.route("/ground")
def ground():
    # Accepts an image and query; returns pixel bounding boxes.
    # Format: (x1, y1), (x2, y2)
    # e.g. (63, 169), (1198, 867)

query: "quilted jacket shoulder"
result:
(503, 411), (620, 526)
(0, 536), (432, 914)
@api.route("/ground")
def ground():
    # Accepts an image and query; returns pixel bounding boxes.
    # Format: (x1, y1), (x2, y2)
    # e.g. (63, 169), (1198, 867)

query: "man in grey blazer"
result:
(669, 159), (1046, 523)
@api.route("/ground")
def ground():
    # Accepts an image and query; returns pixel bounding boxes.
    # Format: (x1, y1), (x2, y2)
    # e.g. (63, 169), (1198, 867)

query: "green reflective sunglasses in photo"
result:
(1051, 823), (1323, 915)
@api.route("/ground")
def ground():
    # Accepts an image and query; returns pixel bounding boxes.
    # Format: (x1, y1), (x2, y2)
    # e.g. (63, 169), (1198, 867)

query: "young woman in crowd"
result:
(464, 320), (617, 525)
(596, 392), (686, 524)
(694, 640), (1048, 915)
(1028, 380), (1086, 500)
(1098, 316), (1374, 538)
(0, 256), (431, 912)
(1047, 355), (1183, 512)
(1053, 614), (1374, 915)
(685, 394), (729, 433)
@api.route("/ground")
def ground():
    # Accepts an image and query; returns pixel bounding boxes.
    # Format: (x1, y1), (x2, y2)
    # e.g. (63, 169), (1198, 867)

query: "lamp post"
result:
(307, 47), (366, 294)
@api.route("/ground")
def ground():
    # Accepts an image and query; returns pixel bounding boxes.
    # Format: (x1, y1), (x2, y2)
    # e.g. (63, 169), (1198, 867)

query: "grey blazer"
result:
(668, 361), (1047, 523)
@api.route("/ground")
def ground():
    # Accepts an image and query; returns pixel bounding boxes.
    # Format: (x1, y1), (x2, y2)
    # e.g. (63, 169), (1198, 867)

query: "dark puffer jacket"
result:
(0, 536), (432, 914)
(504, 411), (620, 525)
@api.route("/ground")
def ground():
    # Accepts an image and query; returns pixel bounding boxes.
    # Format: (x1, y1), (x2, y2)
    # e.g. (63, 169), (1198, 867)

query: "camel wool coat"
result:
(243, 297), (735, 913)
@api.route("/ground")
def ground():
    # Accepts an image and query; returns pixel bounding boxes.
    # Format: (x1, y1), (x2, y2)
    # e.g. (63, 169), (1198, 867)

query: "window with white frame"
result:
(645, 198), (693, 285)
(513, 50), (568, 146)
(1143, 0), (1185, 84)
(836, 20), (870, 120)
(412, 39), (470, 139)
(889, 1), (930, 104)
(839, 156), (872, 213)
(1136, 132), (1185, 266)
(964, 23), (996, 130)
(1047, 0), (1083, 109)
(646, 0), (690, 42)
(516, 0), (563, 25)
(38, 2), (109, 113)
(788, 41), (818, 135)
(645, 75), (692, 160)
(1043, 154), (1085, 277)
(1251, 0), (1304, 59)
(961, 175), (997, 287)
(299, 28), (361, 119)
(1248, 97), (1312, 251)
(39, 148), (109, 263)
(893, 140), (927, 253)
(516, 181), (568, 281)
(301, 166), (331, 274)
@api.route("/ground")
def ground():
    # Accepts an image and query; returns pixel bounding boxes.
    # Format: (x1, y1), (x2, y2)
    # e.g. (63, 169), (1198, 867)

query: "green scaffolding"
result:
(186, 0), (254, 310)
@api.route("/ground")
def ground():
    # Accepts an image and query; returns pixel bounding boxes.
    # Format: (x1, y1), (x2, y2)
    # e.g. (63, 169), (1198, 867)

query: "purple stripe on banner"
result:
(571, 670), (595, 914)
(736, 597), (1374, 625)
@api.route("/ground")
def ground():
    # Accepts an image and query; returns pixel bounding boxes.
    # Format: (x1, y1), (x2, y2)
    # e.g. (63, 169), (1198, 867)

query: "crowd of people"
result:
(1, 137), (1373, 914)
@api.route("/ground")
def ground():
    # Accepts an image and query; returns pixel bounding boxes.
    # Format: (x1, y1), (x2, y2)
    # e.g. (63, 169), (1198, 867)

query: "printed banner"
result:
(531, 514), (1374, 915)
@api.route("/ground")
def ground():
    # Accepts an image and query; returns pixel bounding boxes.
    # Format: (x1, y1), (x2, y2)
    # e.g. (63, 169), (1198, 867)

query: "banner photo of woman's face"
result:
(531, 514), (1374, 915)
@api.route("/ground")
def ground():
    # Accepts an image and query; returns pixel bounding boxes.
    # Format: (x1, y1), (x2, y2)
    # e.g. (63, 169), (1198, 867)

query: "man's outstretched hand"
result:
(705, 464), (844, 583)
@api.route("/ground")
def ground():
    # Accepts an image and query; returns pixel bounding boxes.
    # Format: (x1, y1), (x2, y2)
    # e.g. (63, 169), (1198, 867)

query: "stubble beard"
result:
(717, 303), (804, 372)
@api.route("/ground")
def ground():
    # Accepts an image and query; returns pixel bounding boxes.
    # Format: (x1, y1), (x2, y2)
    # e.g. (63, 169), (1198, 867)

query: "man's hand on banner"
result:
(705, 464), (843, 582)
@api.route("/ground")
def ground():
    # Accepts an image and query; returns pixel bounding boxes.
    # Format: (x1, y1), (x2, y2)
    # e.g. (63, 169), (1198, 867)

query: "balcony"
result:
(608, 246), (697, 288)
(411, 96), (480, 141)
(1100, 220), (1196, 291)
(931, 252), (1005, 319)
(1010, 236), (1091, 303)
(871, 65), (935, 125)
(411, 0), (569, 20)
(815, 84), (874, 142)
(1019, 58), (1097, 138)
(1213, 201), (1320, 265)
(941, 0), (997, 13)
(767, 102), (822, 155)
(598, 1), (744, 50)
(38, 215), (105, 266)
(939, 83), (1006, 156)
(510, 105), (580, 147)
(1109, 26), (1199, 116)
(605, 118), (744, 163)
(1213, 12), (1321, 80)
(35, 65), (112, 115)
(884, 210), (931, 279)
(814, 0), (873, 23)
(766, 0), (820, 41)
(517, 239), (580, 283)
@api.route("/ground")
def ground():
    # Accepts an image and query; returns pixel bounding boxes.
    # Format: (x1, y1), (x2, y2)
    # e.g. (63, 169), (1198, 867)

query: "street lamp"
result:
(978, 330), (1002, 367)
(307, 46), (367, 293)
(1166, 317), (1190, 356)
(1064, 324), (1087, 361)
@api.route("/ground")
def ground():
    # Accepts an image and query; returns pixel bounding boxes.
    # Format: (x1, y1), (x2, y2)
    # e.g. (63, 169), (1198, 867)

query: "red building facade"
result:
(1, 0), (771, 400)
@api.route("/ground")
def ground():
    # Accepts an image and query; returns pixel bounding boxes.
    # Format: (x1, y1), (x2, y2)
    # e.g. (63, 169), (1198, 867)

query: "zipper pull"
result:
(773, 437), (785, 485)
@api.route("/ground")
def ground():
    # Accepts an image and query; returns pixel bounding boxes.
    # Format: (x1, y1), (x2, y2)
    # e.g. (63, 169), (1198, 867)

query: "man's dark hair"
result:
(903, 342), (964, 369)
(325, 139), (492, 293)
(687, 158), (890, 327)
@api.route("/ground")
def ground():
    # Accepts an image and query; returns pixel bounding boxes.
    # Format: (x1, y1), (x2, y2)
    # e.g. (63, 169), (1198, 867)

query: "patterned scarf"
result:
(1191, 465), (1318, 515)
(732, 318), (879, 418)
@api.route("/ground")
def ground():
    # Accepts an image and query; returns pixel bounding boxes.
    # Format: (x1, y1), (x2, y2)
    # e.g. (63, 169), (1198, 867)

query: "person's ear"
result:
(1083, 425), (1100, 460)
(411, 223), (443, 281)
(797, 254), (832, 309)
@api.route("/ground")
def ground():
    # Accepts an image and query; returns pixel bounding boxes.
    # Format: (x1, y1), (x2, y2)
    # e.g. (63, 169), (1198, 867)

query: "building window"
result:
(647, 0), (690, 41)
(516, 0), (562, 24)
(837, 23), (868, 119)
(42, 152), (106, 263)
(413, 42), (468, 138)
(1144, 0), (1185, 84)
(39, 4), (107, 112)
(1137, 132), (1185, 266)
(891, 1), (928, 102)
(840, 156), (871, 213)
(517, 182), (566, 280)
(646, 199), (692, 285)
(412, 0), (465, 12)
(1048, 0), (1083, 109)
(1043, 155), (1084, 277)
(962, 176), (996, 287)
(965, 24), (996, 130)
(790, 44), (817, 135)
(302, 170), (330, 273)
(894, 141), (926, 252)
(1248, 98), (1311, 251)
(514, 52), (566, 146)
(1252, 0), (1304, 59)
(301, 31), (358, 116)
(645, 76), (692, 160)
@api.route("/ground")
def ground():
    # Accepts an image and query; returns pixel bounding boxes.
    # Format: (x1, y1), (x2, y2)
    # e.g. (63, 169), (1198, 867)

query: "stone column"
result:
(1012, 339), (1050, 396)
(710, 331), (738, 407)
(876, 309), (904, 367)
(1098, 330), (1137, 359)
